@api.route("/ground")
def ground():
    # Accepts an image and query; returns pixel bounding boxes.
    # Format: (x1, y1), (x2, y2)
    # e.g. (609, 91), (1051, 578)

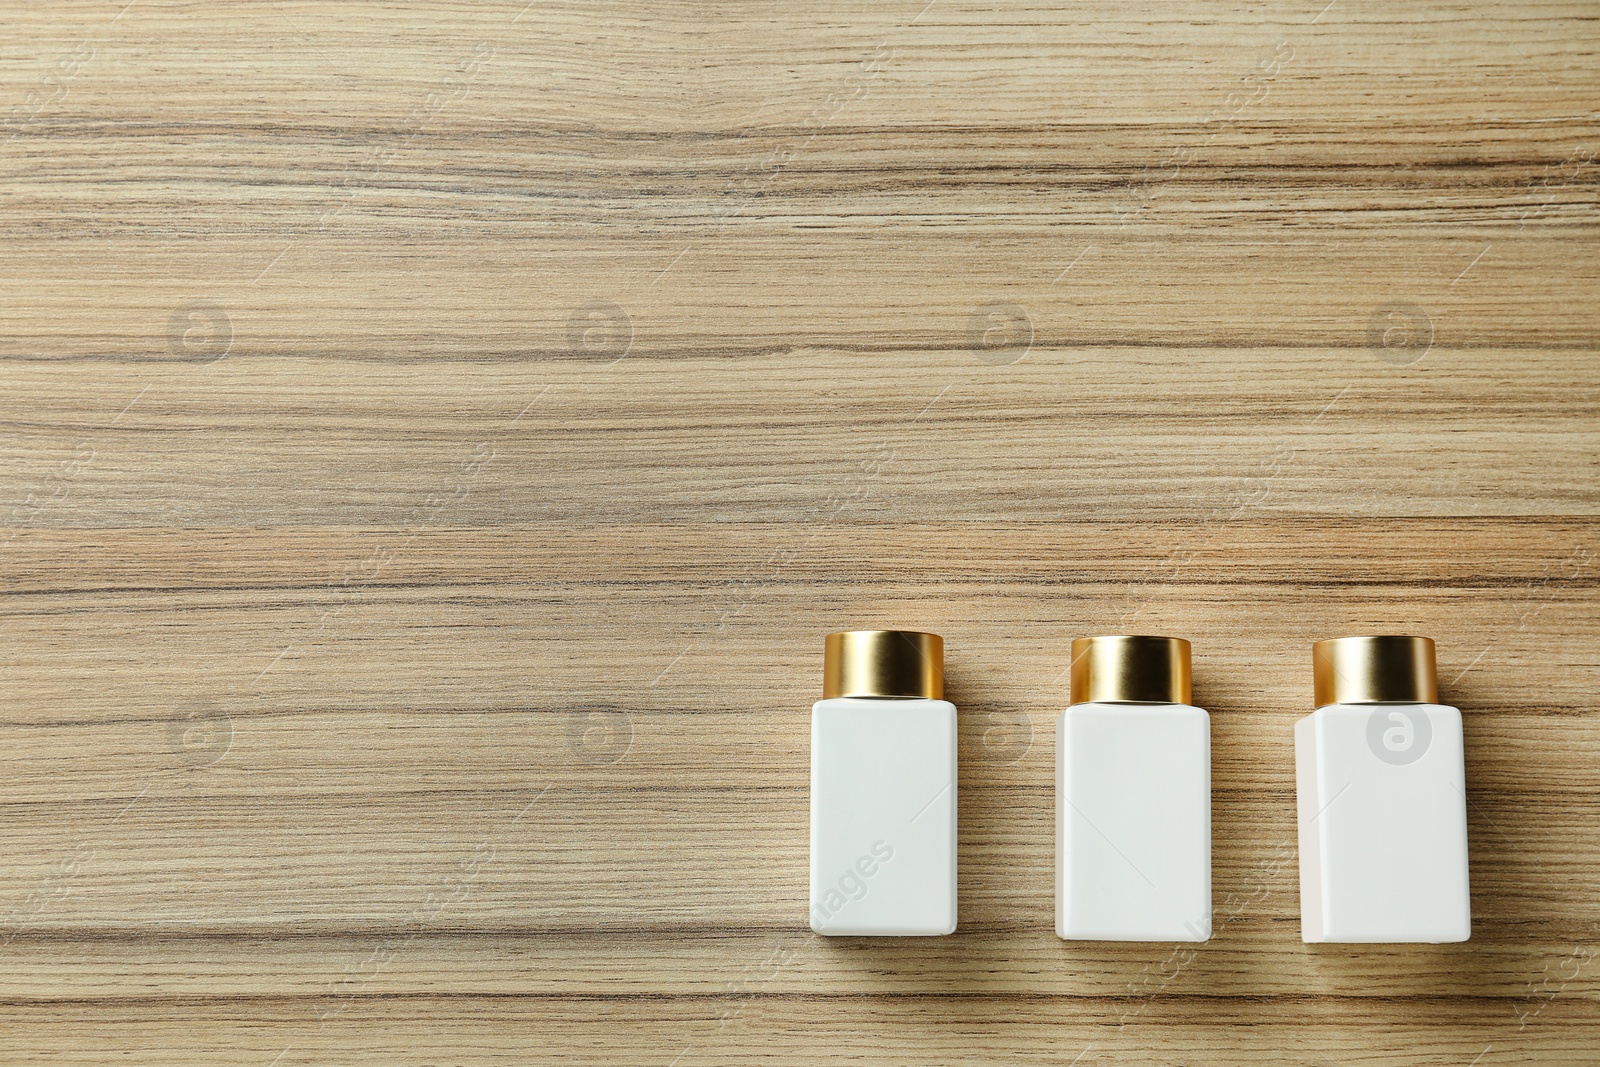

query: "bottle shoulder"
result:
(1298, 702), (1462, 734)
(813, 697), (957, 715)
(1307, 702), (1460, 718)
(1058, 701), (1208, 717)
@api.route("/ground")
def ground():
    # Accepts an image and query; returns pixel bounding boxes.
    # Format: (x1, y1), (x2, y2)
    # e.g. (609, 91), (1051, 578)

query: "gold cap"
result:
(823, 630), (943, 699)
(1069, 635), (1192, 705)
(1312, 635), (1438, 707)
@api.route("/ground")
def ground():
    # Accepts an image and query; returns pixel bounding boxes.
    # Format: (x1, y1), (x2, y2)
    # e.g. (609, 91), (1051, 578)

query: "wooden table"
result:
(3, 2), (1597, 1063)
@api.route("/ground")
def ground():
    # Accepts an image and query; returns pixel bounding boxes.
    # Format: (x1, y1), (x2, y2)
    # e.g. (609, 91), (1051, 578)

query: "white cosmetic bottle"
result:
(1296, 636), (1470, 943)
(810, 630), (957, 936)
(1057, 636), (1211, 942)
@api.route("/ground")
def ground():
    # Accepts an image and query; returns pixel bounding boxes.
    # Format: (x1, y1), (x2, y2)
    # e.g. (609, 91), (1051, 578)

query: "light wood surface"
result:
(3, 1), (1598, 1064)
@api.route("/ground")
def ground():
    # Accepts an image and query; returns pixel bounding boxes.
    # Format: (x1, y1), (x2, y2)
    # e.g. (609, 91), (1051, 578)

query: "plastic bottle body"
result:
(1057, 701), (1212, 941)
(809, 697), (957, 936)
(1295, 702), (1470, 943)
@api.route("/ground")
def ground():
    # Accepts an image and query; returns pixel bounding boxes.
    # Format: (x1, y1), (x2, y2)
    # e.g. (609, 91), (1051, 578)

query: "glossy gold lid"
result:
(823, 630), (944, 700)
(1312, 635), (1438, 707)
(1069, 635), (1192, 705)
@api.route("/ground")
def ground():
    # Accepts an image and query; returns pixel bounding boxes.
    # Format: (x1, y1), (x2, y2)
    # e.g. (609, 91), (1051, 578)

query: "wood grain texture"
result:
(2, 1), (1598, 1064)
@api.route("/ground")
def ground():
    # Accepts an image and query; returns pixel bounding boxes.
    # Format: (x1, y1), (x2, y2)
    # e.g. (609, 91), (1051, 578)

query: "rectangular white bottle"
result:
(1057, 636), (1211, 942)
(810, 630), (957, 936)
(1296, 636), (1471, 943)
